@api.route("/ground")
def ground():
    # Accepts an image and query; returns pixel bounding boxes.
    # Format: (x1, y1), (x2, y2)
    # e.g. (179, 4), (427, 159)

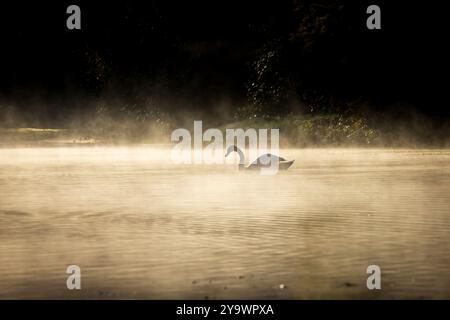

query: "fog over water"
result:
(1, 147), (450, 299)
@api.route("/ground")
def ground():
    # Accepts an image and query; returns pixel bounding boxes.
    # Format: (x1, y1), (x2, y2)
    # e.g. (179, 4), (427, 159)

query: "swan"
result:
(225, 145), (294, 170)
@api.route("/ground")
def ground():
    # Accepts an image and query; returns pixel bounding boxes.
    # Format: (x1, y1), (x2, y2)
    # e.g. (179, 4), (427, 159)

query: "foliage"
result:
(245, 1), (361, 118)
(224, 114), (379, 147)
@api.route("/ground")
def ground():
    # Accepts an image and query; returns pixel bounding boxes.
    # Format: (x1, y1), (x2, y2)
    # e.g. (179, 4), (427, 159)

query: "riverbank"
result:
(1, 114), (449, 148)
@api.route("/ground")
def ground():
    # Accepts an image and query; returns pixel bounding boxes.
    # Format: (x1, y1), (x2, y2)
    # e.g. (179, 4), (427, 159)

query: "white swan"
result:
(225, 145), (294, 170)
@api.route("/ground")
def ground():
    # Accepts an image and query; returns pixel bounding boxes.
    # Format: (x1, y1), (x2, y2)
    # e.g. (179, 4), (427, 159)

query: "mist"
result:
(1, 0), (450, 301)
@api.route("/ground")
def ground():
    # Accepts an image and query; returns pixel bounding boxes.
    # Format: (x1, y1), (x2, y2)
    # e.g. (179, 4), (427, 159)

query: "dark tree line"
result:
(0, 0), (447, 127)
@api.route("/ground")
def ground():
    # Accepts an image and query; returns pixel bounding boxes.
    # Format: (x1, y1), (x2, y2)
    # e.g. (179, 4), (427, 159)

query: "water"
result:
(0, 147), (450, 299)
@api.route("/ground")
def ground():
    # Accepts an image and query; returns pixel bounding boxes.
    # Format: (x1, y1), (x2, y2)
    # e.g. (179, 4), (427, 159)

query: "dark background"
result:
(0, 0), (448, 126)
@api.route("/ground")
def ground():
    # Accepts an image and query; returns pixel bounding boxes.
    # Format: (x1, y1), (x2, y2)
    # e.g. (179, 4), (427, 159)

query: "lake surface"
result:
(1, 147), (450, 299)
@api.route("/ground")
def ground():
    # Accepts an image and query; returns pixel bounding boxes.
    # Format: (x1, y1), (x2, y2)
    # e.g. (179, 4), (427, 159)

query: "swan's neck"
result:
(235, 147), (245, 165)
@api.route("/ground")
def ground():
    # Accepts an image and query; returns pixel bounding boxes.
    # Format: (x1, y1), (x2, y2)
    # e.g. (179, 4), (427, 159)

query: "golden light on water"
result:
(1, 147), (450, 299)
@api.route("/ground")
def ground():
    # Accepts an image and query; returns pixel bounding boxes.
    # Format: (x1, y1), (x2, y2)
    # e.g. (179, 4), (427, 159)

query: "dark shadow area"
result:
(0, 0), (448, 145)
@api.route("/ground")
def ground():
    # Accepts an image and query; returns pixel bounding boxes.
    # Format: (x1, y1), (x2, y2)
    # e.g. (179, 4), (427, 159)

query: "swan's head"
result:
(225, 145), (238, 157)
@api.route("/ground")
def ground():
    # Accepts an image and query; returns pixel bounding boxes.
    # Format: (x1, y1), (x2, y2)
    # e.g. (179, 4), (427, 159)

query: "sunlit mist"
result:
(1, 147), (450, 299)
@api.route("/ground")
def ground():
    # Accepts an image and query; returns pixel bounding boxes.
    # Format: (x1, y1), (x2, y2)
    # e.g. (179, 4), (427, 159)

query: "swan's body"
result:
(225, 145), (294, 170)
